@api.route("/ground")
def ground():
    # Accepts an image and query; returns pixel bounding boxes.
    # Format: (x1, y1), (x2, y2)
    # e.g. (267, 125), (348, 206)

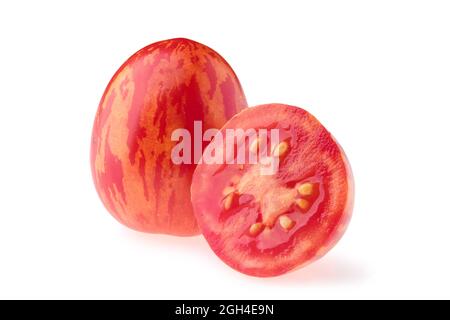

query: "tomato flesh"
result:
(191, 104), (354, 277)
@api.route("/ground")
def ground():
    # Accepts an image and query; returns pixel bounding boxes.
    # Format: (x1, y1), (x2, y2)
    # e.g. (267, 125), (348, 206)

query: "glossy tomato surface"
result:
(191, 104), (353, 276)
(91, 38), (247, 236)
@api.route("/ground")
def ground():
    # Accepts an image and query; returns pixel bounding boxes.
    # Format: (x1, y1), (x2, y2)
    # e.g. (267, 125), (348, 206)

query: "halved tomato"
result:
(191, 104), (354, 277)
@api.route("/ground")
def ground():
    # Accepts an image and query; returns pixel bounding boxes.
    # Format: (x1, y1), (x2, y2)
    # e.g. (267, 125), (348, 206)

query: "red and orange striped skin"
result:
(91, 38), (247, 236)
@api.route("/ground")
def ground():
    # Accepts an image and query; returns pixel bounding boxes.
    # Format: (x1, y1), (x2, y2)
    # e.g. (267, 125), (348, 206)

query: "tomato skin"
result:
(191, 104), (354, 276)
(91, 38), (247, 236)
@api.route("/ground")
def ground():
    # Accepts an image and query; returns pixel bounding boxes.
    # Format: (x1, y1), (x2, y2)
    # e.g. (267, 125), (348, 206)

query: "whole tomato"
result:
(91, 38), (247, 236)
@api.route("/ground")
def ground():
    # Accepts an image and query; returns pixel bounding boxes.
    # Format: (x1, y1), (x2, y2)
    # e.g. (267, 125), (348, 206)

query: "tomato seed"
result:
(249, 223), (265, 236)
(297, 182), (314, 196)
(223, 193), (234, 210)
(279, 215), (295, 230)
(295, 199), (310, 211)
(222, 186), (236, 196)
(272, 141), (289, 157)
(250, 138), (260, 154)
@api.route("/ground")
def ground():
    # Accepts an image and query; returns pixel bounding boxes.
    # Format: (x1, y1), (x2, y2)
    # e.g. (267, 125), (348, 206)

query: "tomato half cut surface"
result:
(191, 104), (354, 277)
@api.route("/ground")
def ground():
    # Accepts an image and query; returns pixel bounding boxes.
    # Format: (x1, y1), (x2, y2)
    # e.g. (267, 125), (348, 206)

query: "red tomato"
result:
(91, 38), (247, 236)
(191, 104), (354, 276)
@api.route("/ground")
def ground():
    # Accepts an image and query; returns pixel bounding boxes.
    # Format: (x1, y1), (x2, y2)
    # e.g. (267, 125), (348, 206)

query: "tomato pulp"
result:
(191, 104), (354, 277)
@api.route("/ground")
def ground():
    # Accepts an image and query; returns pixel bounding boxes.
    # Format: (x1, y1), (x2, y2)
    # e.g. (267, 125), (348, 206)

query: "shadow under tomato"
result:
(120, 226), (210, 255)
(262, 254), (368, 286)
(120, 226), (367, 285)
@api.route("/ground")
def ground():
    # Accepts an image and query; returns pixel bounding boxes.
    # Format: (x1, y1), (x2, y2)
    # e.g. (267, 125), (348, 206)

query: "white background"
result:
(1, 0), (449, 299)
